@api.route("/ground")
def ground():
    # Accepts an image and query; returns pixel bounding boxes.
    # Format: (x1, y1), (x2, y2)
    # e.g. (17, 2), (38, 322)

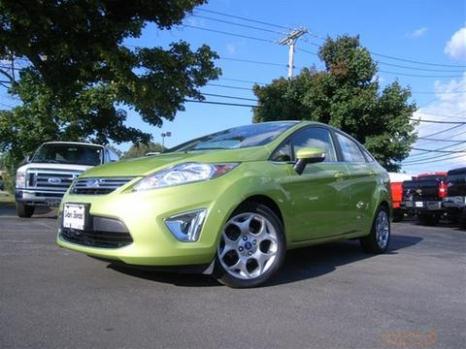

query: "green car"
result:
(57, 121), (391, 288)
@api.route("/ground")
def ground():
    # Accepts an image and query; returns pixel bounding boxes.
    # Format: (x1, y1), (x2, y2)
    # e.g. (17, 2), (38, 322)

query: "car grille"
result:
(71, 177), (133, 195)
(27, 169), (81, 193)
(61, 228), (133, 248)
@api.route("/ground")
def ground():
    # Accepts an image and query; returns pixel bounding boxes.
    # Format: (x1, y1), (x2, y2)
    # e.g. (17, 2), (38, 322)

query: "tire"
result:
(360, 205), (391, 254)
(392, 209), (404, 223)
(417, 213), (440, 226)
(16, 203), (35, 218)
(215, 202), (286, 288)
(459, 209), (466, 229)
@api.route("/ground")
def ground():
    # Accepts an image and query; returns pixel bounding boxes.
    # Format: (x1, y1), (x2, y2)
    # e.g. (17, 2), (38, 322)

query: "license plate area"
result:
(63, 203), (89, 231)
(415, 201), (424, 208)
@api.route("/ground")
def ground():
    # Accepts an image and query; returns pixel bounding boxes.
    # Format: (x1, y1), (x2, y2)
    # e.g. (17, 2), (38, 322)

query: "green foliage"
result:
(0, 0), (220, 172)
(123, 142), (164, 159)
(253, 36), (417, 171)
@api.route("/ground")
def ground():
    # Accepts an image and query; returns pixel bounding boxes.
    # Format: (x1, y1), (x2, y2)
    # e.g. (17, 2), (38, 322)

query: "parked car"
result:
(443, 167), (466, 227)
(15, 141), (119, 218)
(401, 172), (448, 225)
(57, 121), (391, 288)
(388, 172), (413, 222)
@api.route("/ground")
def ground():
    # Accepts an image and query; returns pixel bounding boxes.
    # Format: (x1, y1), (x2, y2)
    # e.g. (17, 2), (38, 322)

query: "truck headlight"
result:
(133, 162), (239, 191)
(16, 171), (26, 188)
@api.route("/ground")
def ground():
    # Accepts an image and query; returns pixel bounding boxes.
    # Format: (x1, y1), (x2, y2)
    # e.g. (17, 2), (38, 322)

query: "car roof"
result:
(43, 141), (104, 147)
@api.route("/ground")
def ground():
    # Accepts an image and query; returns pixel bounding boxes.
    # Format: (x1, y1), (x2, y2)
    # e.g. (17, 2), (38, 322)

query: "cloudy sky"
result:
(1, 0), (464, 175)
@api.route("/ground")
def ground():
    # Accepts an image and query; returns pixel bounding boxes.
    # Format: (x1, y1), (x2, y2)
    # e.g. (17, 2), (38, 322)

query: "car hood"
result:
(79, 146), (271, 178)
(18, 162), (94, 173)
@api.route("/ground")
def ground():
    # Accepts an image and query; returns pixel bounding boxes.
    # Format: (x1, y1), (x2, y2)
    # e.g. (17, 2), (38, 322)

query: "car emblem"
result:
(416, 189), (422, 195)
(48, 177), (62, 184)
(85, 179), (101, 188)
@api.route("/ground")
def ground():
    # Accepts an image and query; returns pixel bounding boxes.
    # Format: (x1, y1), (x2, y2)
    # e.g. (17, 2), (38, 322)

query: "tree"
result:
(253, 36), (416, 171)
(0, 0), (220, 173)
(123, 142), (164, 159)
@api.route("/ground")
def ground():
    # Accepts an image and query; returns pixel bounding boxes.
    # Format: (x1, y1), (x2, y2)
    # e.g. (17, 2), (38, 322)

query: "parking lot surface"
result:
(1, 205), (465, 349)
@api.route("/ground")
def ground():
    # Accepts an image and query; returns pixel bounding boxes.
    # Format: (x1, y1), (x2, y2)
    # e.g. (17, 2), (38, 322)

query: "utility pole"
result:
(279, 28), (308, 78)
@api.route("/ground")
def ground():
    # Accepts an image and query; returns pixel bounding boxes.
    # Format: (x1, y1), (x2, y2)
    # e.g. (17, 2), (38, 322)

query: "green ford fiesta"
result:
(57, 121), (391, 288)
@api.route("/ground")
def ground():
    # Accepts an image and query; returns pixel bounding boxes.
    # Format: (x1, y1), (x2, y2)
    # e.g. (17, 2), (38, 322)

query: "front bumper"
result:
(56, 178), (238, 267)
(16, 189), (64, 207)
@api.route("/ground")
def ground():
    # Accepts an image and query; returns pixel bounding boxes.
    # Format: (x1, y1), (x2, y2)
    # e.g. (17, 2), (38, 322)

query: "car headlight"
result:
(132, 162), (239, 191)
(16, 170), (26, 188)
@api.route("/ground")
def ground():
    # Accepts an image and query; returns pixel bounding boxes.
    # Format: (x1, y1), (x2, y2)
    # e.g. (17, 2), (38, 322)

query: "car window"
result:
(291, 127), (337, 162)
(335, 133), (366, 163)
(272, 127), (337, 162)
(107, 149), (120, 162)
(362, 147), (376, 162)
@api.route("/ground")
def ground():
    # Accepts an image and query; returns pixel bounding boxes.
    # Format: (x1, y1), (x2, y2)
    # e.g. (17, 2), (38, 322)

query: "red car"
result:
(389, 173), (413, 222)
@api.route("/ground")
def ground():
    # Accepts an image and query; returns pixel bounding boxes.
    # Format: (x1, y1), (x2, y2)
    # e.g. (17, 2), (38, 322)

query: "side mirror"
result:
(293, 147), (326, 175)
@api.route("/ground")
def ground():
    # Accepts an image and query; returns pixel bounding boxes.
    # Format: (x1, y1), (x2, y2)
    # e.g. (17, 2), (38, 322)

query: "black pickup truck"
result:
(401, 172), (448, 225)
(442, 167), (466, 227)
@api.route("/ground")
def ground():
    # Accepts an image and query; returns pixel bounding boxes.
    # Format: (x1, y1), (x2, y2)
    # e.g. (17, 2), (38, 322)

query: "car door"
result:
(272, 126), (353, 242)
(334, 132), (378, 233)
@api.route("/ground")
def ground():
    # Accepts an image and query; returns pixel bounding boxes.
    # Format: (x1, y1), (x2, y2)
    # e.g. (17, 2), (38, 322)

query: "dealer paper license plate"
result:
(63, 203), (86, 230)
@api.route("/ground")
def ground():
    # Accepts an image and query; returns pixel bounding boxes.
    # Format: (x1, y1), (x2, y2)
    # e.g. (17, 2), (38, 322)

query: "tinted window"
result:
(272, 127), (336, 162)
(335, 133), (366, 162)
(169, 122), (297, 152)
(32, 144), (103, 166)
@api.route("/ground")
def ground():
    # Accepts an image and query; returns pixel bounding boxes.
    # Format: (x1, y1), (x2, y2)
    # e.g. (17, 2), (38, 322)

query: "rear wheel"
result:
(360, 206), (391, 254)
(392, 209), (404, 222)
(459, 209), (466, 229)
(215, 203), (286, 288)
(16, 203), (35, 218)
(417, 213), (440, 226)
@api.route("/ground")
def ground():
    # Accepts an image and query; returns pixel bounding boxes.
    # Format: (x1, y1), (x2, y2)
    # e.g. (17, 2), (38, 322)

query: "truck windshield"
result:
(169, 122), (298, 152)
(31, 143), (103, 166)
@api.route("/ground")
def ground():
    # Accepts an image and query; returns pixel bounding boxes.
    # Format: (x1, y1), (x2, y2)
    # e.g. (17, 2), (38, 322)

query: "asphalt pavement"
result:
(1, 205), (465, 349)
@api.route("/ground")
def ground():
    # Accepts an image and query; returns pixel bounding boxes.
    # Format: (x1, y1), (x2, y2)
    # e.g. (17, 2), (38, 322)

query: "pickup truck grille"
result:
(71, 177), (133, 195)
(26, 169), (81, 195)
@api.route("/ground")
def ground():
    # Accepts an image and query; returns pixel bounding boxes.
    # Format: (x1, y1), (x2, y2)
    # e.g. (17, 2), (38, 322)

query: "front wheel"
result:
(360, 206), (391, 254)
(215, 203), (286, 288)
(16, 203), (35, 218)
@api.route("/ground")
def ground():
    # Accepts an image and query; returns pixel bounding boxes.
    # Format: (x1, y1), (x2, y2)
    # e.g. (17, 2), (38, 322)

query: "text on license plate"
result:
(63, 203), (86, 230)
(415, 201), (424, 208)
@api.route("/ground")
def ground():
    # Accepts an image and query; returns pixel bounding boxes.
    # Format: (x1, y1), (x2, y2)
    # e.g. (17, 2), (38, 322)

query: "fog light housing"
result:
(165, 209), (207, 242)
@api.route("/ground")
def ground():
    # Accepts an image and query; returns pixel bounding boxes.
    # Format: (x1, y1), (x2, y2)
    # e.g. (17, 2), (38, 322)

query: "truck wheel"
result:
(215, 202), (286, 288)
(360, 206), (391, 254)
(417, 213), (439, 226)
(16, 203), (35, 218)
(392, 209), (404, 222)
(459, 209), (466, 229)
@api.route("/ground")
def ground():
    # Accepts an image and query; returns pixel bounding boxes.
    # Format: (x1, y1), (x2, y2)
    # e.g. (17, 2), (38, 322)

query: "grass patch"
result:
(0, 192), (15, 206)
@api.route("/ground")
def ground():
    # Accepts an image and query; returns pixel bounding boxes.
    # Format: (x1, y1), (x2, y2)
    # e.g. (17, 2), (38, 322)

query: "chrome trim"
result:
(71, 177), (133, 195)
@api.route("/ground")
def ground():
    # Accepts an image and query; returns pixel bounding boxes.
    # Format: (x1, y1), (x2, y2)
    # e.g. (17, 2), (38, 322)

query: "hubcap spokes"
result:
(375, 211), (390, 249)
(218, 213), (278, 280)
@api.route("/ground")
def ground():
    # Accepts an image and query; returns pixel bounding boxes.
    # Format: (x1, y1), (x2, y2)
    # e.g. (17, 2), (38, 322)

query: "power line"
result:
(418, 137), (466, 143)
(377, 61), (465, 73)
(191, 14), (284, 35)
(184, 99), (256, 108)
(411, 147), (466, 154)
(201, 92), (257, 102)
(402, 153), (466, 166)
(418, 124), (465, 138)
(196, 8), (291, 30)
(220, 57), (285, 67)
(182, 24), (273, 43)
(196, 8), (466, 68)
(206, 83), (254, 91)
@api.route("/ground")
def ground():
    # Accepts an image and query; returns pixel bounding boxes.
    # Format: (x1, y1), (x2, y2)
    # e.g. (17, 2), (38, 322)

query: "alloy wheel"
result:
(218, 212), (279, 280)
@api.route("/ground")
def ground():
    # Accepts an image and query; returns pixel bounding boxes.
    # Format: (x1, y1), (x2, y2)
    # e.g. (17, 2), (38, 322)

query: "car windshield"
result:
(169, 122), (298, 152)
(31, 143), (103, 166)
